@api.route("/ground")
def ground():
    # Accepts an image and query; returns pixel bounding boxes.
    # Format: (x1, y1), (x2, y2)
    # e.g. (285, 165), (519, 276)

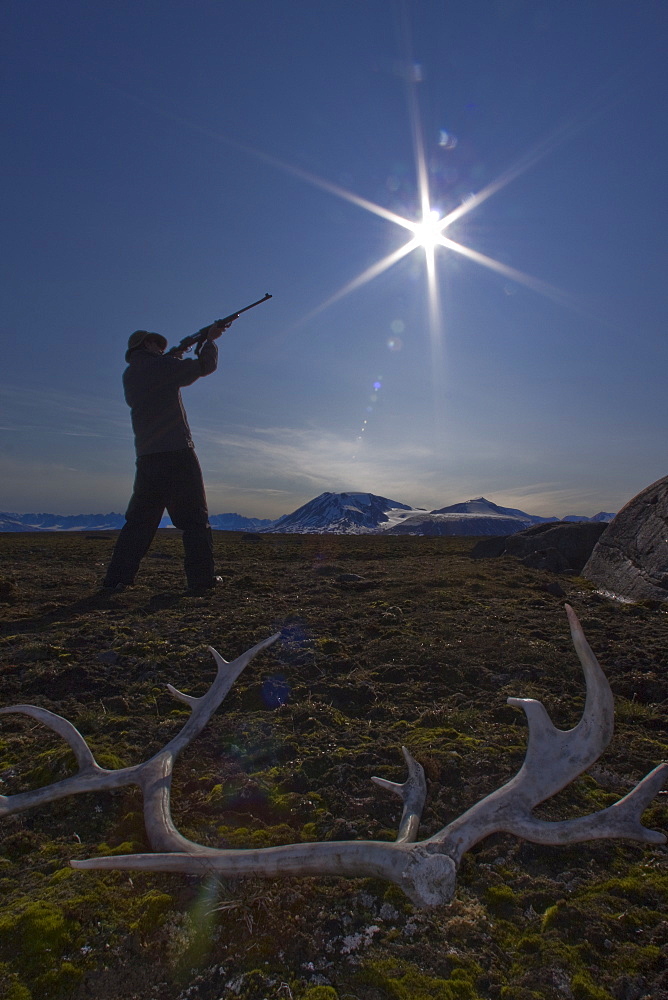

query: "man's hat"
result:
(126, 330), (168, 360)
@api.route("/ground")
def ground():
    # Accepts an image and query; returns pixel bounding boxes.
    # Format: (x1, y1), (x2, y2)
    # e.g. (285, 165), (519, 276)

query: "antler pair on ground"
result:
(1, 606), (665, 907)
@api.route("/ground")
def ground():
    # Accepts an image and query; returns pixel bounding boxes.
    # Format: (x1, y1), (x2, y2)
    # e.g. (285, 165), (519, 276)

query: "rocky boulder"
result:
(583, 475), (668, 602)
(471, 521), (608, 574)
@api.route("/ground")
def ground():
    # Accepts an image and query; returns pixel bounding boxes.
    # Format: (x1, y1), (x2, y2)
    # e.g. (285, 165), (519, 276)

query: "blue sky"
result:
(1, 0), (666, 518)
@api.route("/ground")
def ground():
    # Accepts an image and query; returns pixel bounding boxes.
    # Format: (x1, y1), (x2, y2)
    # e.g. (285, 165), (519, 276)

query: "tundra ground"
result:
(0, 531), (666, 1000)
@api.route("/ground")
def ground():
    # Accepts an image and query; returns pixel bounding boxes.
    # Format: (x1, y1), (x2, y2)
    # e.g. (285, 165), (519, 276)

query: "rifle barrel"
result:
(233, 292), (272, 316)
(166, 293), (272, 355)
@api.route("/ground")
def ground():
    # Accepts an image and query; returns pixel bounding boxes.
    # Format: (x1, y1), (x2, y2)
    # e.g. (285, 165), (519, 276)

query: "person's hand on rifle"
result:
(205, 318), (234, 341)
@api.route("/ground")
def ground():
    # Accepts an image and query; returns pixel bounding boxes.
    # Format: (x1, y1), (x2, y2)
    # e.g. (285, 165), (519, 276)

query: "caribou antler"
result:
(1, 608), (665, 908)
(0, 633), (280, 853)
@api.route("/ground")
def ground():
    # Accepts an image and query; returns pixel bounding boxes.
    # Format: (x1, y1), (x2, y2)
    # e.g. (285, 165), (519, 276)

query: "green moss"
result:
(49, 868), (76, 883)
(570, 971), (613, 1000)
(113, 809), (148, 843)
(315, 638), (344, 655)
(266, 787), (301, 815)
(0, 831), (41, 861)
(635, 944), (662, 966)
(96, 840), (141, 856)
(587, 870), (668, 907)
(507, 933), (589, 985)
(0, 900), (78, 971)
(541, 900), (589, 939)
(215, 823), (299, 848)
(34, 961), (83, 999)
(0, 963), (32, 1000)
(499, 989), (542, 1000)
(95, 752), (129, 770)
(24, 747), (77, 786)
(484, 883), (518, 916)
(300, 988), (340, 1000)
(359, 958), (483, 1000)
(207, 783), (225, 804)
(129, 890), (174, 935)
(516, 933), (542, 954)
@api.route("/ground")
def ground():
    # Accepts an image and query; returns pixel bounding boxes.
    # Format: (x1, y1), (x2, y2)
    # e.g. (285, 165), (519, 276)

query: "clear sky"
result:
(1, 0), (666, 519)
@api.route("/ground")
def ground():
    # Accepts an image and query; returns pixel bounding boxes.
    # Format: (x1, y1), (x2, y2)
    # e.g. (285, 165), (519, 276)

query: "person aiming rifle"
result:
(102, 294), (271, 595)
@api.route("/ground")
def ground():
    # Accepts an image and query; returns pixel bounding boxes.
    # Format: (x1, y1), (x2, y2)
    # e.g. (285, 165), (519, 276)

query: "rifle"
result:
(166, 293), (272, 357)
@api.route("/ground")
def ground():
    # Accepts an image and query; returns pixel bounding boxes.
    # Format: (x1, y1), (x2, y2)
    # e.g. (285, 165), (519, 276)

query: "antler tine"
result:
(167, 645), (231, 706)
(0, 706), (137, 818)
(138, 632), (282, 854)
(162, 633), (280, 756)
(371, 746), (427, 843)
(602, 763), (667, 842)
(0, 633), (281, 840)
(0, 705), (99, 773)
(428, 605), (641, 862)
(501, 761), (668, 847)
(565, 602), (615, 743)
(505, 604), (614, 804)
(165, 635), (279, 706)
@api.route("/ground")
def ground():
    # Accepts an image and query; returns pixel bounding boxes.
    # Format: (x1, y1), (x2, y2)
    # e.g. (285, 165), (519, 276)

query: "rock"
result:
(583, 476), (668, 602)
(97, 650), (120, 665)
(543, 581), (566, 597)
(103, 695), (129, 713)
(470, 522), (607, 574)
(521, 545), (573, 573)
(505, 521), (608, 574)
(470, 536), (511, 559)
(313, 564), (340, 576)
(612, 974), (648, 1000)
(0, 578), (20, 603)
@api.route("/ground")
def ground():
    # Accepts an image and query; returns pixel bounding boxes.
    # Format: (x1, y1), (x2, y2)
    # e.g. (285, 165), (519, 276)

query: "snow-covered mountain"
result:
(430, 497), (555, 524)
(386, 496), (553, 537)
(0, 512), (127, 532)
(562, 512), (616, 523)
(263, 492), (419, 534)
(0, 511), (271, 533)
(385, 512), (532, 537)
(264, 493), (602, 537)
(208, 513), (273, 531)
(386, 497), (615, 537)
(0, 495), (616, 536)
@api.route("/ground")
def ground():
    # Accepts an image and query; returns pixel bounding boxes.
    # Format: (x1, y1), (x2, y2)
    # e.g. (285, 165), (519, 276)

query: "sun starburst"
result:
(108, 67), (571, 346)
(293, 61), (575, 345)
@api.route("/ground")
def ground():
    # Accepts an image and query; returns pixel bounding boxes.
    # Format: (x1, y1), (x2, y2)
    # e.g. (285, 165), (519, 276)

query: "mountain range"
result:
(0, 511), (273, 533)
(0, 493), (616, 536)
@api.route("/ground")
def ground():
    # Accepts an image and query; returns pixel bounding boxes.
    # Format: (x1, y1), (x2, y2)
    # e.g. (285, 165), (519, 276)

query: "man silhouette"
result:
(102, 323), (225, 594)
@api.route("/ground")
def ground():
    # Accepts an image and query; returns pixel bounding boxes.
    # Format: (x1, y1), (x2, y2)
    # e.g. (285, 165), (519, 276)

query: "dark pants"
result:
(104, 448), (215, 589)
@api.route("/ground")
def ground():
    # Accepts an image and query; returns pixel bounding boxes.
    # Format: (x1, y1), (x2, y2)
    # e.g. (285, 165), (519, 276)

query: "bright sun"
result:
(279, 72), (568, 327)
(410, 209), (445, 251)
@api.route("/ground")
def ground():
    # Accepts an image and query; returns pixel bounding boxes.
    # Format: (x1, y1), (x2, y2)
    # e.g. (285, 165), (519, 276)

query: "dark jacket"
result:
(123, 341), (217, 456)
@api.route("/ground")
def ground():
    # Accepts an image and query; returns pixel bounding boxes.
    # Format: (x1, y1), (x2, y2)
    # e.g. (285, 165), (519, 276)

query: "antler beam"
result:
(1, 608), (666, 908)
